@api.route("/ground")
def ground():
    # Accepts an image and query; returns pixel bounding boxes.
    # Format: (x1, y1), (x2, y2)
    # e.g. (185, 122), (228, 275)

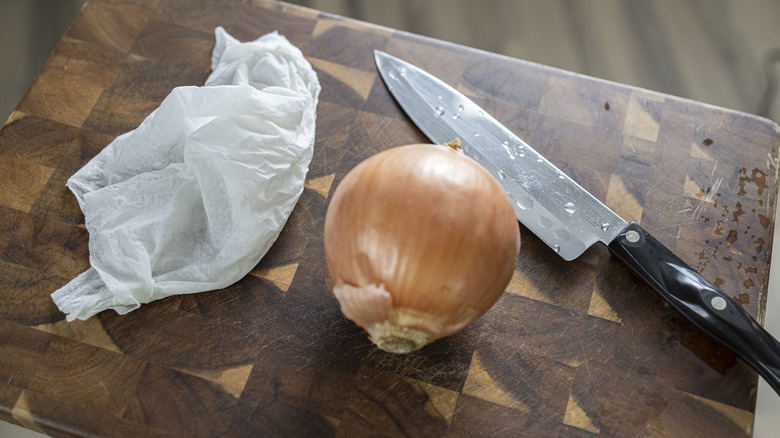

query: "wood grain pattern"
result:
(1, 0), (778, 436)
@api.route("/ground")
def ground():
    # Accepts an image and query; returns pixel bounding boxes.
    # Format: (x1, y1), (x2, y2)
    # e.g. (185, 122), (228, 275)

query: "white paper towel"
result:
(51, 27), (320, 321)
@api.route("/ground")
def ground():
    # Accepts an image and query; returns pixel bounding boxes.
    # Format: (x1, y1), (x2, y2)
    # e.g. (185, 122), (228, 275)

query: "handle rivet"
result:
(711, 297), (728, 311)
(625, 230), (640, 243)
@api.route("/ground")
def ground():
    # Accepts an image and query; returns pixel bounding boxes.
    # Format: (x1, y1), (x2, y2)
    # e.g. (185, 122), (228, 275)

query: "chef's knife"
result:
(374, 50), (780, 394)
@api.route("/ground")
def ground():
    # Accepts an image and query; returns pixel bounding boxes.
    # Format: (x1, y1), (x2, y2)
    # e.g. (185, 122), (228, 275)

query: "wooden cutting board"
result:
(1, 0), (778, 436)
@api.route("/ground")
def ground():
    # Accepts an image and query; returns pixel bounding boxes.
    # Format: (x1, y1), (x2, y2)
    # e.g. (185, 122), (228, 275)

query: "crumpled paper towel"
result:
(51, 27), (321, 321)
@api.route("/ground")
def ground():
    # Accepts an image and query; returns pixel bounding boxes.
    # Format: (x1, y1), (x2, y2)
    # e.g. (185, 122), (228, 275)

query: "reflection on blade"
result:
(375, 51), (626, 261)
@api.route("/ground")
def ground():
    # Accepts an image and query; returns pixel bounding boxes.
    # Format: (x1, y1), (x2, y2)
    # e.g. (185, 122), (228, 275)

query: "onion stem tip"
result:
(443, 139), (462, 151)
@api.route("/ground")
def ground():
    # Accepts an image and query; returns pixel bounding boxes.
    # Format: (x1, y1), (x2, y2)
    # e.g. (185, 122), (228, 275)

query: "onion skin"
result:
(324, 143), (520, 353)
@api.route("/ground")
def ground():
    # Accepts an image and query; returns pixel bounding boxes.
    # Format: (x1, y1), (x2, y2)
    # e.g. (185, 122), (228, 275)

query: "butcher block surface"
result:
(1, 0), (779, 436)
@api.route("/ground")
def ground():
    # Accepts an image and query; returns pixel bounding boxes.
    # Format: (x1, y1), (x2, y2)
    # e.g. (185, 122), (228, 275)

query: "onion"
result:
(324, 143), (521, 353)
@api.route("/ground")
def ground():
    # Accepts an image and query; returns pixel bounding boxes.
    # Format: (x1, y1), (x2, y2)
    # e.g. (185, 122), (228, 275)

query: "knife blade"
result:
(374, 50), (780, 394)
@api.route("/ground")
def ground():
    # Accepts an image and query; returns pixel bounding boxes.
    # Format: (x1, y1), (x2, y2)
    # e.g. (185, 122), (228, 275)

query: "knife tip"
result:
(374, 49), (390, 69)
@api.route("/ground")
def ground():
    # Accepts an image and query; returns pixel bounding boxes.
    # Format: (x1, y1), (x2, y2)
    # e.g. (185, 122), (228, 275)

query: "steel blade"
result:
(375, 50), (627, 261)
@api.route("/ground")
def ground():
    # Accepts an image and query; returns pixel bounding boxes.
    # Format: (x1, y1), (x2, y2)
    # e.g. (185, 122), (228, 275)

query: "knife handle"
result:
(608, 222), (780, 395)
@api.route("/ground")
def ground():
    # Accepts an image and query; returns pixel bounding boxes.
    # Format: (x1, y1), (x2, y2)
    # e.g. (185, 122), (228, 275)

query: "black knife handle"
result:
(608, 222), (780, 395)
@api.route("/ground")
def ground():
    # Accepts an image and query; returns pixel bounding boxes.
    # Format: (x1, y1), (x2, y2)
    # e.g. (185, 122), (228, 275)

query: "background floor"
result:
(1, 0), (779, 436)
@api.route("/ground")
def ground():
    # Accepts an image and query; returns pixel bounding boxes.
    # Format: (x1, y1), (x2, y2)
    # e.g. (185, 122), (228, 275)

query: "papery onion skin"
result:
(324, 143), (520, 353)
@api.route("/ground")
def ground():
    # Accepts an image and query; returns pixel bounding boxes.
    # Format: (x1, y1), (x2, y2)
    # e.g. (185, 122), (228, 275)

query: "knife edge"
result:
(374, 50), (626, 261)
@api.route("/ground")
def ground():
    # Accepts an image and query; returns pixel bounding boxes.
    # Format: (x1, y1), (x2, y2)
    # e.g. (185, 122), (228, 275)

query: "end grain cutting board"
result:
(0, 0), (778, 436)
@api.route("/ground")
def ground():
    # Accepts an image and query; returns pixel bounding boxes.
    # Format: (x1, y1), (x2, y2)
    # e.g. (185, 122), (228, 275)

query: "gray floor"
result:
(0, 0), (85, 123)
(1, 1), (779, 436)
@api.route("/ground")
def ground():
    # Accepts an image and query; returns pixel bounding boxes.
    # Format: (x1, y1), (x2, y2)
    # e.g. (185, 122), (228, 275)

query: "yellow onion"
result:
(324, 142), (521, 353)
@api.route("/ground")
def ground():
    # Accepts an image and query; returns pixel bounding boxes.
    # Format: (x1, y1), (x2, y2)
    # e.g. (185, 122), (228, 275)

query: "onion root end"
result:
(367, 321), (429, 354)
